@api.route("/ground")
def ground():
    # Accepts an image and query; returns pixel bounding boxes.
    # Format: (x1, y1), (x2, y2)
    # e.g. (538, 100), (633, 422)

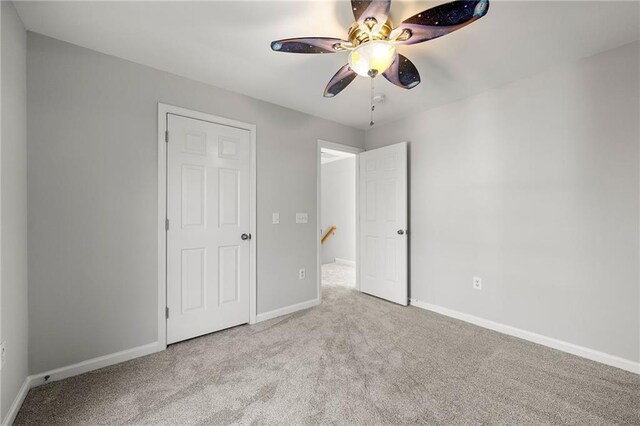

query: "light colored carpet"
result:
(321, 262), (355, 288)
(15, 284), (640, 425)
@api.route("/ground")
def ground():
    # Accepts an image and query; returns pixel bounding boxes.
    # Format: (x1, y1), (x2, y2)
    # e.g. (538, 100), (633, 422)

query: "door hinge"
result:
(165, 131), (169, 143)
(166, 307), (170, 319)
(165, 218), (169, 231)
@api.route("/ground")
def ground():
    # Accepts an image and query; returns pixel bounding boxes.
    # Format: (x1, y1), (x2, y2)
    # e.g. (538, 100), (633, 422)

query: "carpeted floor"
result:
(15, 283), (640, 424)
(321, 262), (356, 288)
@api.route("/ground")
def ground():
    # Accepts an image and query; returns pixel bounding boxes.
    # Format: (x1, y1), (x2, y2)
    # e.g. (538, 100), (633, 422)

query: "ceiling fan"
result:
(271, 0), (489, 100)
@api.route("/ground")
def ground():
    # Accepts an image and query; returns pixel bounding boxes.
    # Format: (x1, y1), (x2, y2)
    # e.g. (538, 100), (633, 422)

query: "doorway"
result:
(317, 140), (409, 306)
(158, 104), (257, 347)
(317, 141), (363, 295)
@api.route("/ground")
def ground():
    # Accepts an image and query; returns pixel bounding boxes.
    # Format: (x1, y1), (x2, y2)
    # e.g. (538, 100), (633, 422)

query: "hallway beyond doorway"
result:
(322, 262), (355, 288)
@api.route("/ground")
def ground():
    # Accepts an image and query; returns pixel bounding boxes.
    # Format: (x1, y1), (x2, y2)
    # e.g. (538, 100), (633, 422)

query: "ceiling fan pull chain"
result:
(370, 77), (375, 127)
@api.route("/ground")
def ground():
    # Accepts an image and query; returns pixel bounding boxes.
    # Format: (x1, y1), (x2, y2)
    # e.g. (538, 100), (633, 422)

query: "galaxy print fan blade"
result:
(270, 38), (350, 54)
(390, 0), (489, 45)
(351, 0), (391, 28)
(324, 64), (358, 97)
(382, 54), (420, 89)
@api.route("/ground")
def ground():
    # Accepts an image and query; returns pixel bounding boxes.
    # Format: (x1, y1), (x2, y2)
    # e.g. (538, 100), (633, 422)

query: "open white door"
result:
(166, 113), (251, 344)
(359, 142), (408, 305)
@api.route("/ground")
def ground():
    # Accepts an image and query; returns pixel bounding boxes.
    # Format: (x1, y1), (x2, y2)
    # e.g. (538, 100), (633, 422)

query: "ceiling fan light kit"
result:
(348, 40), (397, 78)
(271, 0), (489, 124)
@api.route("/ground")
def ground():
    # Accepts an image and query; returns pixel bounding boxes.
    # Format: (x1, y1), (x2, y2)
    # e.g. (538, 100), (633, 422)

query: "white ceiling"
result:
(15, 1), (640, 129)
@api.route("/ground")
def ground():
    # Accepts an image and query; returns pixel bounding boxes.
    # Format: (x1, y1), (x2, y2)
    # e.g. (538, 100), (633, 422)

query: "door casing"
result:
(158, 103), (257, 349)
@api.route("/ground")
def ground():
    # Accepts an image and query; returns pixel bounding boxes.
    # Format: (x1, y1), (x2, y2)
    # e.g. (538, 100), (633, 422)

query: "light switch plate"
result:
(296, 213), (308, 224)
(272, 212), (280, 224)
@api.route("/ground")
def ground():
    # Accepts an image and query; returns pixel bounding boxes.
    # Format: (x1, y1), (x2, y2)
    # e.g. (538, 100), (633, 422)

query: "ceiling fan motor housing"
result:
(348, 19), (394, 46)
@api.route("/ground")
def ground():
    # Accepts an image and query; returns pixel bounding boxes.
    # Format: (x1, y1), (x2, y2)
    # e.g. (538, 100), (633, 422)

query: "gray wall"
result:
(27, 33), (364, 374)
(321, 157), (356, 264)
(366, 42), (640, 363)
(1, 1), (28, 421)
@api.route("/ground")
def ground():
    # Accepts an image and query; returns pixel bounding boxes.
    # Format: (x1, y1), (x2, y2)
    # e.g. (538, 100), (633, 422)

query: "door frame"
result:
(158, 103), (257, 349)
(317, 140), (364, 300)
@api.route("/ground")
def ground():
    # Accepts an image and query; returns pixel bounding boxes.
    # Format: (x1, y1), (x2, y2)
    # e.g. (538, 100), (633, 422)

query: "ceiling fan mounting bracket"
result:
(347, 19), (393, 47)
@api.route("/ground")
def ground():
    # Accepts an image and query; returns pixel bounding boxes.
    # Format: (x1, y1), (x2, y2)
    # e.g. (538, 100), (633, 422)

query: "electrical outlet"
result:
(0, 341), (6, 369)
(299, 268), (306, 280)
(272, 212), (280, 224)
(296, 213), (308, 224)
(473, 277), (482, 290)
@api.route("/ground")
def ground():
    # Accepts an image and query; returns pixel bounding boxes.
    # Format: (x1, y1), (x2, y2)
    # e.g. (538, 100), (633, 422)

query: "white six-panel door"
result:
(167, 114), (251, 344)
(359, 142), (408, 305)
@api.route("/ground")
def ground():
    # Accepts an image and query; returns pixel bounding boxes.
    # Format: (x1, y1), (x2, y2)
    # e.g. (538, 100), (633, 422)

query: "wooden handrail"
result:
(321, 226), (337, 244)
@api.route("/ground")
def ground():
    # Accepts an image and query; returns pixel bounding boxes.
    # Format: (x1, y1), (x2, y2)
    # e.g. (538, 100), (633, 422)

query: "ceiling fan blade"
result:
(324, 64), (357, 97)
(382, 54), (420, 90)
(390, 0), (489, 45)
(351, 0), (391, 27)
(271, 37), (349, 54)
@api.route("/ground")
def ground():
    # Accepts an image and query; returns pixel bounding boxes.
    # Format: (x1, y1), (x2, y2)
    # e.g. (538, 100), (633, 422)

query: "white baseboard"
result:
(1, 377), (30, 426)
(410, 299), (640, 375)
(334, 258), (356, 267)
(0, 340), (164, 425)
(29, 341), (163, 387)
(255, 298), (320, 323)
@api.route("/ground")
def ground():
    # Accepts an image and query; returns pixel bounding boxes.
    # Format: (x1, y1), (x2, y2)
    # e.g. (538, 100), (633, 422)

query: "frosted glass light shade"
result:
(348, 40), (396, 78)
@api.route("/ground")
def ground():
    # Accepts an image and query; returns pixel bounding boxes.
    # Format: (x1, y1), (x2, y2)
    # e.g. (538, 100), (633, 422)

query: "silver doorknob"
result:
(241, 233), (251, 240)
(397, 230), (405, 235)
